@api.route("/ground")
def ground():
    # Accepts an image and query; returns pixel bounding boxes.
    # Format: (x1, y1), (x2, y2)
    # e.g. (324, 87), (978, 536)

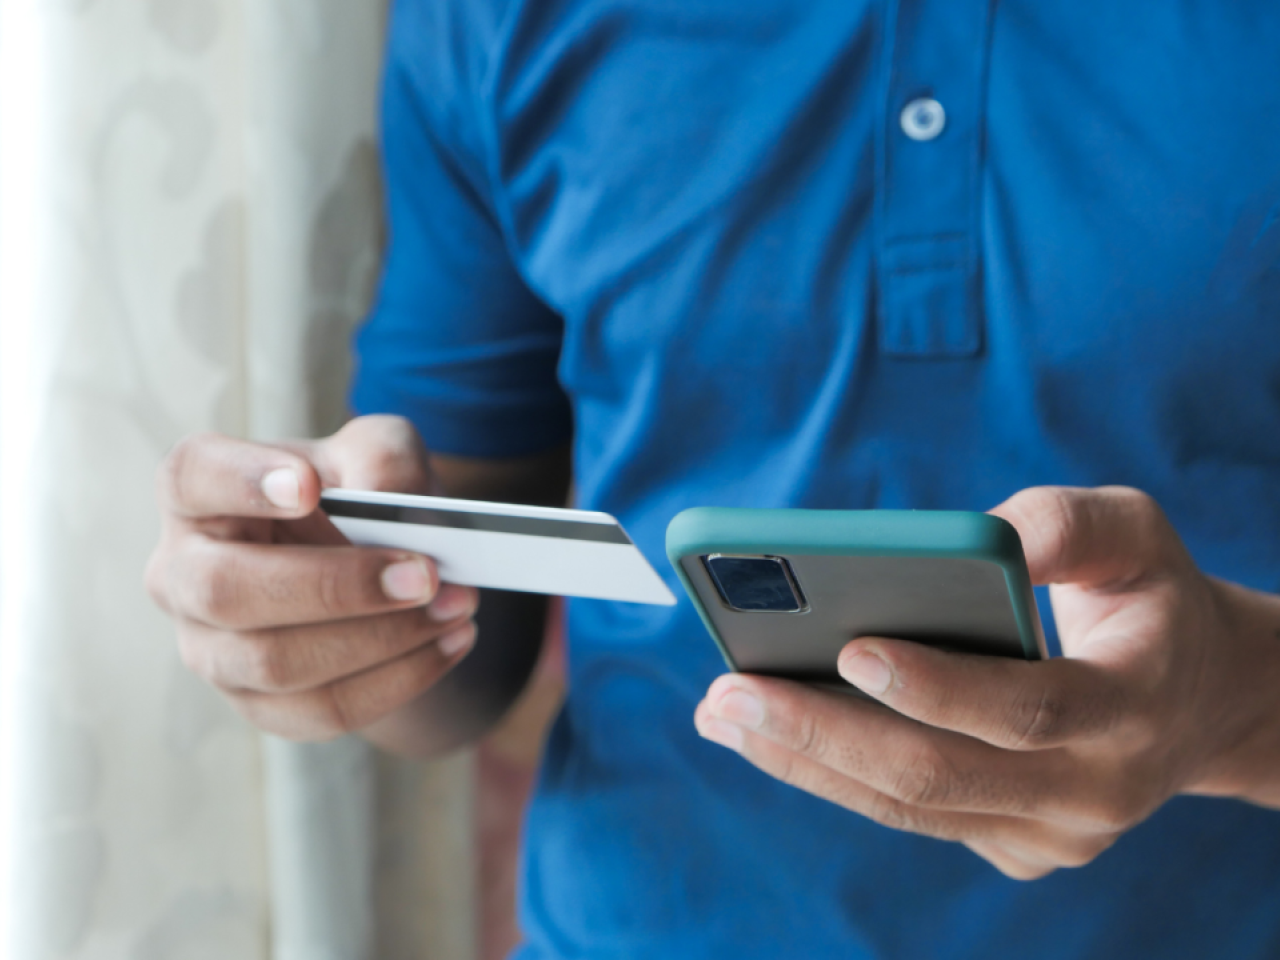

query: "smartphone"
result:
(665, 507), (1046, 686)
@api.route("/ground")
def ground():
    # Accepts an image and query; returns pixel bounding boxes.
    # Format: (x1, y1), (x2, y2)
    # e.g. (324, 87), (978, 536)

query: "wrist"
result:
(1186, 580), (1280, 808)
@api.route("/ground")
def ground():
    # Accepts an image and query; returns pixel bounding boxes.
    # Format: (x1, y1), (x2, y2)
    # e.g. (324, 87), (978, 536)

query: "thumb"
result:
(989, 486), (1188, 588)
(307, 415), (435, 494)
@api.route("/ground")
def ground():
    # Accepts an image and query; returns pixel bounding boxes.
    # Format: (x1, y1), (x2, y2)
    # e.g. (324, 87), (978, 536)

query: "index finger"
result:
(702, 673), (1061, 819)
(159, 432), (321, 520)
(989, 486), (1188, 589)
(165, 538), (442, 630)
(836, 637), (1127, 751)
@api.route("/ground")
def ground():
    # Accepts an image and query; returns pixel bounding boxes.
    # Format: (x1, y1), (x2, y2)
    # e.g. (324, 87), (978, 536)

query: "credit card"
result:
(320, 488), (676, 606)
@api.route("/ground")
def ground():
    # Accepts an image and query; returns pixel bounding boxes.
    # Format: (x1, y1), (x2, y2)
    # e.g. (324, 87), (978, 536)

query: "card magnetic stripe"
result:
(320, 496), (632, 545)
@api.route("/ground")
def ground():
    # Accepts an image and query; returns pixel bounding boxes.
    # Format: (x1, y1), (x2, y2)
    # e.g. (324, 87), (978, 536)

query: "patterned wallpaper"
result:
(5, 3), (476, 958)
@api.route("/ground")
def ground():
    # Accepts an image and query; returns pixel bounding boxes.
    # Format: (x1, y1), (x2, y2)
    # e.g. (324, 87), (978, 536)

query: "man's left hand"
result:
(694, 486), (1280, 879)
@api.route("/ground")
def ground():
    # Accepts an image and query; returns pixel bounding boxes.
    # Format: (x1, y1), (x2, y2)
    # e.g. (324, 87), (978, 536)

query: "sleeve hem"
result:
(350, 379), (573, 460)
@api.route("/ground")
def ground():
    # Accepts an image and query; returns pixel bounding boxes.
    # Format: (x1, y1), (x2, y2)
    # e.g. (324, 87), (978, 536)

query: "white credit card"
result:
(320, 488), (676, 606)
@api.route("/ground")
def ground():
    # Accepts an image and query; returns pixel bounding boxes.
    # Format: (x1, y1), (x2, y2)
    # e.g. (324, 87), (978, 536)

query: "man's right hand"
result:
(145, 416), (480, 743)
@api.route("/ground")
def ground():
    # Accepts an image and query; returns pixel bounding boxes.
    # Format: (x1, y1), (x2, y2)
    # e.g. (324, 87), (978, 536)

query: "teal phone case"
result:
(666, 508), (1047, 681)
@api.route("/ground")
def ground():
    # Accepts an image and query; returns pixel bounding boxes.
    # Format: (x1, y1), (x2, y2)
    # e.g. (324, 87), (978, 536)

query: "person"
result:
(145, 0), (1280, 956)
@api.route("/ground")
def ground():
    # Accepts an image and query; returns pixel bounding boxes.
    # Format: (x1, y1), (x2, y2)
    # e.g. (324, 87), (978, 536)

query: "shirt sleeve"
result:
(350, 4), (572, 458)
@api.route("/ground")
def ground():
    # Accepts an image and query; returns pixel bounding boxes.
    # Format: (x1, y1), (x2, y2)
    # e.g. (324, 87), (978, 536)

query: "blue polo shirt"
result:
(352, 0), (1280, 956)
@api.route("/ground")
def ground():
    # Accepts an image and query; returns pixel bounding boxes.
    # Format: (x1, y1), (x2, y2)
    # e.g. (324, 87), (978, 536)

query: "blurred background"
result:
(0, 2), (558, 957)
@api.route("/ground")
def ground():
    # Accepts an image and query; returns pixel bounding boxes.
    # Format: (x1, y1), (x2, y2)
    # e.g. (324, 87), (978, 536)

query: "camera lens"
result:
(704, 555), (805, 613)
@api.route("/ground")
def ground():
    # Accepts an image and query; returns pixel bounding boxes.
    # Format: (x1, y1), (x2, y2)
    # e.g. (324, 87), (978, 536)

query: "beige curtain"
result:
(0, 2), (474, 957)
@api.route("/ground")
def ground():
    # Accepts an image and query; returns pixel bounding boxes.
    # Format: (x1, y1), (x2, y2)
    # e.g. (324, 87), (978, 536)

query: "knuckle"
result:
(770, 749), (804, 788)
(1004, 687), (1070, 749)
(1129, 491), (1179, 557)
(887, 745), (956, 808)
(157, 439), (188, 510)
(358, 417), (428, 491)
(365, 608), (407, 653)
(966, 840), (1046, 880)
(1104, 487), (1178, 562)
(185, 551), (242, 626)
(237, 633), (294, 692)
(315, 560), (350, 618)
(1087, 788), (1147, 832)
(318, 550), (396, 615)
(759, 729), (813, 790)
(366, 608), (423, 657)
(790, 705), (822, 757)
(1056, 834), (1116, 869)
(143, 551), (171, 610)
(866, 791), (912, 831)
(368, 414), (418, 448)
(158, 433), (211, 512)
(1023, 487), (1078, 569)
(779, 701), (853, 772)
(1004, 862), (1054, 882)
(228, 692), (342, 743)
(372, 451), (428, 493)
(175, 628), (215, 682)
(318, 687), (359, 739)
(1113, 700), (1162, 750)
(1111, 486), (1162, 523)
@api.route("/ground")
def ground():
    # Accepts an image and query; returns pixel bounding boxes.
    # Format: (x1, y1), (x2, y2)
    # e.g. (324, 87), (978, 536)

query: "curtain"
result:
(0, 2), (475, 957)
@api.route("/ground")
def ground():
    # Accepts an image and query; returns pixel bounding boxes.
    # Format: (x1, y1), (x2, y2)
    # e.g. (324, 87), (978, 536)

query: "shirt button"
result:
(900, 97), (946, 141)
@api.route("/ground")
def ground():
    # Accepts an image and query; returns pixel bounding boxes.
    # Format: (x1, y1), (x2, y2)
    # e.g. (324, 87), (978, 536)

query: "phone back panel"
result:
(667, 508), (1046, 683)
(680, 553), (1026, 680)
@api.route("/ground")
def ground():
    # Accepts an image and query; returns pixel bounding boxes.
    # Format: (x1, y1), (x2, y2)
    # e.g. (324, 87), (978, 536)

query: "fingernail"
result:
(841, 651), (894, 696)
(698, 716), (745, 752)
(428, 583), (476, 621)
(711, 687), (766, 730)
(438, 624), (474, 657)
(262, 468), (300, 510)
(381, 559), (431, 602)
